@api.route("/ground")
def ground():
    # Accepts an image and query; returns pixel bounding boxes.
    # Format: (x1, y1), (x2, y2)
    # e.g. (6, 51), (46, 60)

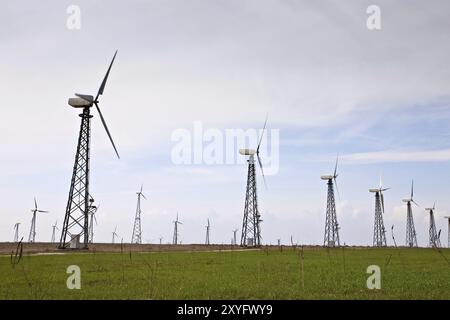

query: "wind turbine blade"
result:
(334, 153), (339, 177)
(94, 102), (120, 159)
(334, 177), (341, 201)
(256, 114), (268, 154)
(412, 200), (420, 207)
(94, 214), (98, 225)
(37, 210), (48, 213)
(411, 180), (414, 199)
(95, 50), (118, 101)
(257, 154), (267, 188)
(433, 201), (436, 210)
(140, 184), (143, 193)
(380, 192), (385, 213)
(141, 193), (147, 200)
(34, 197), (37, 210)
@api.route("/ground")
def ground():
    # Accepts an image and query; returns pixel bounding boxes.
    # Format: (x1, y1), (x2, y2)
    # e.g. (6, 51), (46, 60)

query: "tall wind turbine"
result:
(131, 185), (146, 244)
(88, 197), (98, 243)
(205, 219), (210, 245)
(51, 221), (59, 243)
(402, 180), (418, 248)
(173, 213), (182, 245)
(426, 203), (441, 248)
(321, 154), (341, 247)
(240, 117), (268, 247)
(369, 176), (389, 247)
(59, 51), (120, 249)
(13, 223), (20, 243)
(28, 197), (49, 243)
(112, 226), (118, 244)
(444, 216), (450, 248)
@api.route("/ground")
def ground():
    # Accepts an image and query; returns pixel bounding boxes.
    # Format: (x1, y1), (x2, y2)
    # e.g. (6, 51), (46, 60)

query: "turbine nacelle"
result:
(321, 175), (334, 180)
(402, 198), (412, 203)
(68, 95), (94, 108)
(239, 148), (256, 156)
(369, 188), (380, 193)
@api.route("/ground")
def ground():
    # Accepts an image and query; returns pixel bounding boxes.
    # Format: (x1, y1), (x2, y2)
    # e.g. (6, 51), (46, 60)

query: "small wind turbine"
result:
(444, 216), (450, 248)
(173, 213), (182, 245)
(131, 184), (147, 244)
(159, 237), (163, 245)
(205, 218), (211, 245)
(391, 225), (397, 247)
(51, 220), (59, 243)
(88, 198), (99, 243)
(28, 197), (49, 243)
(321, 154), (341, 247)
(232, 229), (238, 246)
(13, 223), (20, 243)
(402, 180), (418, 247)
(369, 175), (389, 247)
(112, 226), (118, 244)
(425, 202), (441, 248)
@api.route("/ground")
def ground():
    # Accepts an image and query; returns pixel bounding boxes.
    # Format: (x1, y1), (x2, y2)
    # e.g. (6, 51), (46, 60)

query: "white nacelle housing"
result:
(68, 97), (93, 108)
(239, 148), (256, 156)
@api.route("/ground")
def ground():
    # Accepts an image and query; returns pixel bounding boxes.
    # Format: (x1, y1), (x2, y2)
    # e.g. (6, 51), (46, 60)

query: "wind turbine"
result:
(321, 154), (341, 247)
(173, 213), (182, 245)
(59, 51), (120, 249)
(391, 225), (397, 247)
(402, 180), (418, 247)
(51, 220), (59, 243)
(232, 229), (238, 246)
(444, 217), (450, 248)
(112, 226), (118, 244)
(205, 218), (210, 245)
(131, 185), (146, 244)
(369, 176), (389, 247)
(13, 223), (20, 243)
(425, 203), (441, 248)
(240, 116), (268, 247)
(88, 197), (98, 243)
(28, 197), (49, 243)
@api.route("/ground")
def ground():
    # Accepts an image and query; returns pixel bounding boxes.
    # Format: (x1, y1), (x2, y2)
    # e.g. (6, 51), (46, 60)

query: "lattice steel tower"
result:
(426, 204), (441, 248)
(239, 118), (267, 247)
(369, 178), (388, 247)
(240, 154), (261, 247)
(59, 51), (120, 249)
(403, 180), (418, 248)
(131, 185), (146, 244)
(321, 155), (340, 247)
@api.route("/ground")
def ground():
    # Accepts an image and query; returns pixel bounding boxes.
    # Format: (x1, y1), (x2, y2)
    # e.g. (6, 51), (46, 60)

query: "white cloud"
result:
(341, 149), (450, 164)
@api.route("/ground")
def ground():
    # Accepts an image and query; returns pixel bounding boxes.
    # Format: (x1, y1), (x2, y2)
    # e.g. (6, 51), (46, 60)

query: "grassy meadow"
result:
(1, 246), (449, 299)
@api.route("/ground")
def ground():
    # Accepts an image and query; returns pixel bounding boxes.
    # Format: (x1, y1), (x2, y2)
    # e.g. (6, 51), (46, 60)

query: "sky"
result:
(1, 0), (450, 246)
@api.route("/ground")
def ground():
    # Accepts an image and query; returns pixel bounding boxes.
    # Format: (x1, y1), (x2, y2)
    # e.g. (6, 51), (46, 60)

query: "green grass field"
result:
(1, 247), (449, 299)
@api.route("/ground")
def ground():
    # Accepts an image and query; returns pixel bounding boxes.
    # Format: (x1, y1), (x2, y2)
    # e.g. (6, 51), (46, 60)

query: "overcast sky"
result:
(1, 0), (450, 246)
